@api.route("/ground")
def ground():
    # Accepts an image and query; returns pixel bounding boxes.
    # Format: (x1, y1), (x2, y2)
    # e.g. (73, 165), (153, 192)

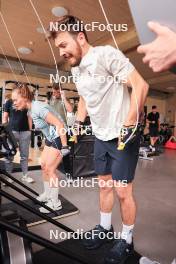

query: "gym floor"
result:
(1, 149), (176, 264)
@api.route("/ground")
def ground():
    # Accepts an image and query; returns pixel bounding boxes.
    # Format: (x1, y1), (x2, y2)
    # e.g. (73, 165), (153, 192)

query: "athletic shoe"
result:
(39, 199), (62, 214)
(21, 175), (35, 183)
(149, 145), (155, 152)
(104, 239), (134, 264)
(36, 192), (50, 203)
(82, 224), (114, 250)
(140, 257), (161, 264)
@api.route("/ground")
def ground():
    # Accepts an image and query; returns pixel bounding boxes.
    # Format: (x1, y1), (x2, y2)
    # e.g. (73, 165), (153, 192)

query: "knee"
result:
(99, 179), (113, 193)
(116, 187), (129, 201)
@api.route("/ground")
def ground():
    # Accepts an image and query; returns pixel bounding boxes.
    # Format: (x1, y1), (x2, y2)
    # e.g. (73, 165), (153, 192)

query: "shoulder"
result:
(5, 99), (13, 107)
(32, 101), (50, 114)
(4, 99), (13, 111)
(95, 45), (124, 57)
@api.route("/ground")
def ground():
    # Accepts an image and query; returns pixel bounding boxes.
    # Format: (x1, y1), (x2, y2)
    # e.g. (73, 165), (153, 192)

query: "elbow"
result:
(143, 81), (149, 95)
(142, 81), (149, 103)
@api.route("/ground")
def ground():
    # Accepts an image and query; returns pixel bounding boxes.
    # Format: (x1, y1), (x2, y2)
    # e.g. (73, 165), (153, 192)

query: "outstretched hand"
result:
(137, 22), (176, 72)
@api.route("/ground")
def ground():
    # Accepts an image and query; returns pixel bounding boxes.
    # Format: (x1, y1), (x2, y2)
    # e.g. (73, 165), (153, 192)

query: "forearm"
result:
(125, 70), (149, 126)
(28, 116), (33, 130)
(125, 85), (149, 125)
(64, 98), (73, 113)
(76, 96), (87, 122)
(3, 112), (9, 124)
(56, 122), (67, 146)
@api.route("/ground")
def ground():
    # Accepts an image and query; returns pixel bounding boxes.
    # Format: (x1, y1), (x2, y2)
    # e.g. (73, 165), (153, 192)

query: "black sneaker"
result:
(104, 239), (134, 264)
(82, 224), (114, 250)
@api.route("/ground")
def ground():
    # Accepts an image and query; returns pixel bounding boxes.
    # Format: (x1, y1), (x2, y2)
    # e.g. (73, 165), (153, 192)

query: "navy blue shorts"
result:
(94, 137), (140, 183)
(149, 127), (159, 137)
(45, 137), (62, 150)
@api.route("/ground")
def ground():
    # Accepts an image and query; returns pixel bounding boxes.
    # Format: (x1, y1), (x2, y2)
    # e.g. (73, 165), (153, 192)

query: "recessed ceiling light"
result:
(18, 47), (32, 54)
(51, 7), (68, 17)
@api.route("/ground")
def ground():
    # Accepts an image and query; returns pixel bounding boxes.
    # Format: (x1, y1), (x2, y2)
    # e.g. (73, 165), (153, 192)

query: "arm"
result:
(45, 112), (67, 146)
(61, 91), (73, 113)
(3, 100), (11, 124)
(28, 115), (33, 130)
(76, 96), (87, 122)
(137, 22), (176, 72)
(158, 114), (160, 129)
(3, 112), (9, 124)
(124, 69), (149, 126)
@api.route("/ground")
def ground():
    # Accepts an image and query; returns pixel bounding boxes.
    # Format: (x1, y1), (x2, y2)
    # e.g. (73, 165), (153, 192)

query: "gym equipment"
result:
(0, 123), (18, 158)
(0, 124), (89, 264)
(0, 210), (33, 264)
(1, 194), (79, 227)
(0, 211), (141, 264)
(165, 137), (176, 150)
(64, 134), (96, 179)
(0, 211), (91, 264)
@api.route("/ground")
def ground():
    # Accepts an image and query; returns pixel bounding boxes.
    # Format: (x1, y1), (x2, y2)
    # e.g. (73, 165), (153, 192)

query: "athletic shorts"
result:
(45, 137), (62, 150)
(149, 127), (159, 137)
(94, 136), (140, 183)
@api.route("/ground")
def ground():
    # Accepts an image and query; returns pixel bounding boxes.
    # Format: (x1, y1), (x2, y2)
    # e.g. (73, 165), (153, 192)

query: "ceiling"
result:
(0, 0), (175, 95)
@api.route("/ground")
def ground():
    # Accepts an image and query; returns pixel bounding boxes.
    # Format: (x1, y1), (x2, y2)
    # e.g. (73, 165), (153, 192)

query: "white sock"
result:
(49, 187), (59, 204)
(121, 223), (134, 244)
(100, 212), (112, 230)
(44, 181), (49, 193)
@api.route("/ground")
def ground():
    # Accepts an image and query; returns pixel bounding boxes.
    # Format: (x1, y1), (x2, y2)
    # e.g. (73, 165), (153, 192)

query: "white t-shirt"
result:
(71, 45), (135, 141)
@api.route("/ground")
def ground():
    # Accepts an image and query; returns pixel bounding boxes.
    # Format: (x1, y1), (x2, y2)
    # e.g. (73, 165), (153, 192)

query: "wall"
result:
(0, 71), (77, 100)
(0, 71), (50, 87)
(165, 94), (176, 136)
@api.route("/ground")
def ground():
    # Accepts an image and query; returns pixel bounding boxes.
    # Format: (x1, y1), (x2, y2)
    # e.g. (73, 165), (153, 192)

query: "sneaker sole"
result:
(39, 205), (62, 214)
(21, 180), (35, 184)
(83, 237), (114, 250)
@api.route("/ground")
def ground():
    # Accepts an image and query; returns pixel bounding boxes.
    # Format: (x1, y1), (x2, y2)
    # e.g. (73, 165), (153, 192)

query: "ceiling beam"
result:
(92, 26), (139, 52)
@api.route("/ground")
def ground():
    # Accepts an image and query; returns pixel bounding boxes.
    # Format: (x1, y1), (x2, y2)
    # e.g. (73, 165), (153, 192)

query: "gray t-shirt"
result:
(50, 98), (67, 125)
(29, 100), (64, 142)
(71, 45), (135, 141)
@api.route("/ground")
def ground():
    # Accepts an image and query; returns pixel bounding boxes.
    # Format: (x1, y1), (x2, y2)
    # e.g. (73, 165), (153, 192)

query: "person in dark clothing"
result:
(3, 98), (34, 183)
(147, 105), (160, 151)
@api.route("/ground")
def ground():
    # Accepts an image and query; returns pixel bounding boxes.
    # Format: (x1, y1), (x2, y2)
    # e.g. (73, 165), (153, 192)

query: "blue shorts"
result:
(45, 137), (62, 150)
(94, 137), (140, 183)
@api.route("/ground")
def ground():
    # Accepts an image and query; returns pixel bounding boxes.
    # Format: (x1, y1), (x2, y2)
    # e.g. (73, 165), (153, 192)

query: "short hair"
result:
(152, 105), (157, 109)
(48, 15), (89, 42)
(52, 83), (60, 91)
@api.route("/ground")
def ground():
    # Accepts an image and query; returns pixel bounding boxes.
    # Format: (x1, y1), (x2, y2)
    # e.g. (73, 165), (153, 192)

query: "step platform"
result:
(33, 238), (141, 264)
(0, 195), (79, 227)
